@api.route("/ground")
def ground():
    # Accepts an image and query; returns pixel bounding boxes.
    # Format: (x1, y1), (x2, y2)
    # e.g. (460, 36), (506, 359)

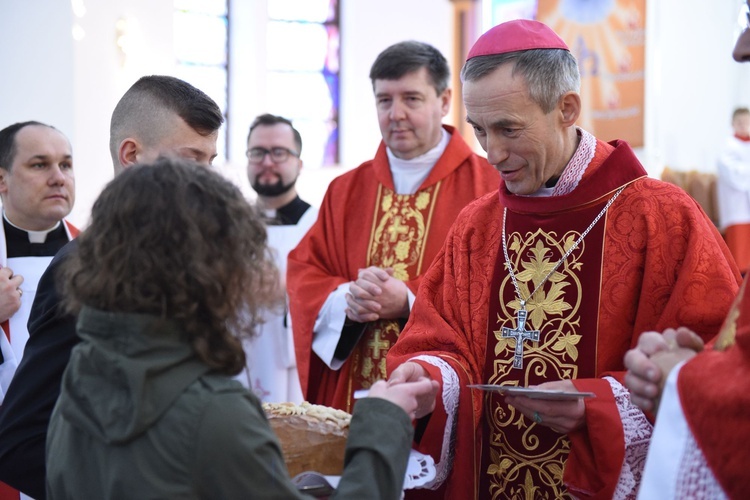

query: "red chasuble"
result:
(287, 126), (499, 412)
(678, 274), (750, 499)
(387, 139), (741, 499)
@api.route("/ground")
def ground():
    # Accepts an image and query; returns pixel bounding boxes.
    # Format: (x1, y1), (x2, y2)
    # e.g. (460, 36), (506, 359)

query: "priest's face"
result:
(246, 122), (302, 198)
(0, 124), (75, 231)
(463, 63), (578, 195)
(373, 66), (451, 160)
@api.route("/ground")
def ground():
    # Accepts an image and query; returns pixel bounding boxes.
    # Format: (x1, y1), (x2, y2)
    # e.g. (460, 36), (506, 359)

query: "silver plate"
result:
(468, 384), (596, 400)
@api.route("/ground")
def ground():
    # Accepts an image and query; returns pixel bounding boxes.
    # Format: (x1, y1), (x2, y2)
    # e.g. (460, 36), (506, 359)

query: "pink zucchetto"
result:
(467, 19), (569, 60)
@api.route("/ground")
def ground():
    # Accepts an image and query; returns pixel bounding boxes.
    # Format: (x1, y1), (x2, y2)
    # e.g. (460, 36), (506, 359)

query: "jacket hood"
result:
(58, 306), (211, 444)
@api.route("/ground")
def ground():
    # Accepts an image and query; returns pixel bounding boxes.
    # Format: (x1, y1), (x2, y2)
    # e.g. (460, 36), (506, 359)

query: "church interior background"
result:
(1, 0), (748, 228)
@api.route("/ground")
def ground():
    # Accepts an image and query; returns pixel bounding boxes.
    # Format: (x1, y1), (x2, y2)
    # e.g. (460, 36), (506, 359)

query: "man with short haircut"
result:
(0, 75), (222, 500)
(386, 20), (741, 498)
(0, 122), (77, 406)
(287, 41), (499, 412)
(235, 113), (317, 403)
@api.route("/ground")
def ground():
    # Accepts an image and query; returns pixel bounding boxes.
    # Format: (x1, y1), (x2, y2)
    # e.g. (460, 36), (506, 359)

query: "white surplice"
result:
(235, 206), (318, 403)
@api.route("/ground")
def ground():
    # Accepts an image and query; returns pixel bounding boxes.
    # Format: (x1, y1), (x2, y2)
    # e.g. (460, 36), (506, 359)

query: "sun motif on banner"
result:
(487, 0), (646, 146)
(536, 0), (645, 146)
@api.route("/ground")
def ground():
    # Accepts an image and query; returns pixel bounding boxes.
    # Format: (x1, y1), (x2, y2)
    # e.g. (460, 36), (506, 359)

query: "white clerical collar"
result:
(262, 208), (276, 219)
(524, 127), (596, 198)
(3, 212), (61, 243)
(386, 128), (450, 195)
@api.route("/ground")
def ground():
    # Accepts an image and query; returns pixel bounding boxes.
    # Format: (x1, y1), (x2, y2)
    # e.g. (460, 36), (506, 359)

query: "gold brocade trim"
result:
(351, 319), (400, 388)
(365, 184), (438, 278)
(351, 184), (440, 386)
(487, 227), (587, 499)
(714, 276), (746, 351)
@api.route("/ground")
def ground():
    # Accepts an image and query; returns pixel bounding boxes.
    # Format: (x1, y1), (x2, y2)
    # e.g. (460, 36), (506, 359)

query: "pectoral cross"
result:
(502, 303), (540, 369)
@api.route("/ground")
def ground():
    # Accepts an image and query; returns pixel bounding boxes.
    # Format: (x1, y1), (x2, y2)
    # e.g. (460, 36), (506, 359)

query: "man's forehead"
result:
(15, 126), (71, 153)
(17, 124), (64, 141)
(248, 123), (294, 142)
(374, 68), (432, 89)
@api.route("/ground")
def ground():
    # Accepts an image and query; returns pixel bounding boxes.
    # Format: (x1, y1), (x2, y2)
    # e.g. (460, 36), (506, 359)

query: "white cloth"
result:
(312, 284), (416, 369)
(0, 220), (75, 404)
(638, 362), (726, 499)
(234, 206), (318, 403)
(387, 128), (450, 195)
(716, 135), (750, 230)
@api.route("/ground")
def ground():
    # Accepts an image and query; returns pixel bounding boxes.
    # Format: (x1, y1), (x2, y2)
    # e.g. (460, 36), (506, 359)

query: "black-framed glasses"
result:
(246, 147), (299, 164)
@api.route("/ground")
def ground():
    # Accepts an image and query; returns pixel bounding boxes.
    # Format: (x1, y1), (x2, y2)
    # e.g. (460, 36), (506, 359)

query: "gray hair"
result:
(460, 49), (580, 113)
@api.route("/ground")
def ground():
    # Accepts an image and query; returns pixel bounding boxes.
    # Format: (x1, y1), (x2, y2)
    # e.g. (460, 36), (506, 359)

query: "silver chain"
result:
(502, 186), (626, 307)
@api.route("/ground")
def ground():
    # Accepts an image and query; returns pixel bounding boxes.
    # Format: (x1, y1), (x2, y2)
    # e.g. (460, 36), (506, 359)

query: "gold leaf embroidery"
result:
(487, 457), (513, 476)
(510, 234), (521, 253)
(521, 470), (539, 500)
(381, 194), (392, 212)
(551, 332), (582, 361)
(494, 328), (510, 356)
(394, 240), (410, 260)
(487, 225), (588, 497)
(391, 263), (408, 281)
(547, 463), (564, 482)
(563, 234), (577, 253)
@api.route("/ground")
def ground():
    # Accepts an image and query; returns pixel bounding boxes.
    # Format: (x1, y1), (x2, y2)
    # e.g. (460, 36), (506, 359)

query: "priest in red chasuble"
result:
(287, 41), (499, 413)
(625, 12), (750, 499)
(386, 20), (742, 500)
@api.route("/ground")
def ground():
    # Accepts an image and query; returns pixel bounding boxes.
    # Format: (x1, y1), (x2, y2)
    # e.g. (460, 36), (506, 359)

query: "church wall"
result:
(0, 0), (748, 226)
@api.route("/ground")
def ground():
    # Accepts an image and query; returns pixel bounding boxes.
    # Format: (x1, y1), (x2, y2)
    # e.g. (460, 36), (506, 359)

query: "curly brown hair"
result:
(60, 157), (280, 375)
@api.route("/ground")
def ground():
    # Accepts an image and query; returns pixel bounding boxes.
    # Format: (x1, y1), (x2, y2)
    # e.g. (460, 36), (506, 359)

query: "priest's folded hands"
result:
(623, 327), (705, 412)
(345, 266), (410, 322)
(503, 379), (586, 434)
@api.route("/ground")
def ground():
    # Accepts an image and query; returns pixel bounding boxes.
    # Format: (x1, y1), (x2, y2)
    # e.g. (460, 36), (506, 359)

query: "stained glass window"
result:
(174, 0), (229, 163)
(267, 0), (340, 167)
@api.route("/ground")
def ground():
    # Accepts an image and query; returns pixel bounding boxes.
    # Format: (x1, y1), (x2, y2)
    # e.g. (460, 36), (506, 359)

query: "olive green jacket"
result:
(47, 307), (413, 499)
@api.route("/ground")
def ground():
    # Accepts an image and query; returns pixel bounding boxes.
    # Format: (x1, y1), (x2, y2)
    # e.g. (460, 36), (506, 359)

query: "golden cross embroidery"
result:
(367, 329), (390, 359)
(386, 216), (409, 242)
(502, 304), (540, 369)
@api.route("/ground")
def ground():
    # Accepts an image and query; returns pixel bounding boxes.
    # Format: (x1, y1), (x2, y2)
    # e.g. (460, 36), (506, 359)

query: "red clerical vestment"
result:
(677, 273), (750, 499)
(387, 139), (741, 499)
(288, 126), (499, 412)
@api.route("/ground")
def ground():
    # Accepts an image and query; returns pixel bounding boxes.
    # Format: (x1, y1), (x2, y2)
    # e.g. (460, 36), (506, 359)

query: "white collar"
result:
(386, 128), (450, 195)
(3, 211), (61, 243)
(524, 127), (596, 198)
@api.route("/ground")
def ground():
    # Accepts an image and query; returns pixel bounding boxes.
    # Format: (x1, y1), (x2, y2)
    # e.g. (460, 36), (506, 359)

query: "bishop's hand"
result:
(504, 379), (586, 434)
(388, 361), (436, 419)
(369, 377), (439, 421)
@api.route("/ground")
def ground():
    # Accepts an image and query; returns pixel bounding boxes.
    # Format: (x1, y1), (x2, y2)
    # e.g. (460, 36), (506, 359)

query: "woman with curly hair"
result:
(45, 158), (438, 499)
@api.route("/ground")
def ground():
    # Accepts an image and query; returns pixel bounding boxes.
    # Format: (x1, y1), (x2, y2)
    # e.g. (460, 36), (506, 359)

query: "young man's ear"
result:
(118, 139), (140, 167)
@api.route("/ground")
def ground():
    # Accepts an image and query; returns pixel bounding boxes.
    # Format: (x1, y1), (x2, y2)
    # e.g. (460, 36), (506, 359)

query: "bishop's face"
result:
(463, 63), (573, 195)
